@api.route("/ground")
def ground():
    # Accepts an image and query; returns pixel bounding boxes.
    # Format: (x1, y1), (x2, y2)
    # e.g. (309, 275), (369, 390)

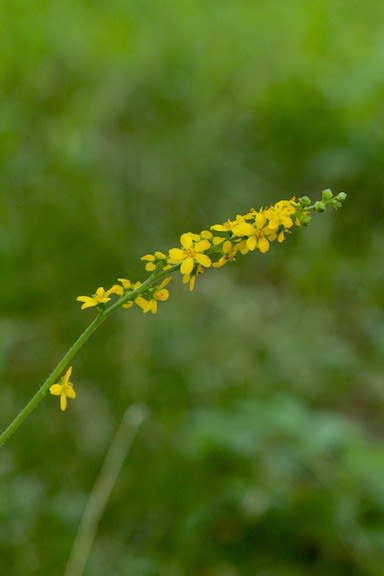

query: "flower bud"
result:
(300, 214), (312, 225)
(314, 201), (326, 212)
(322, 189), (333, 201)
(299, 196), (311, 207)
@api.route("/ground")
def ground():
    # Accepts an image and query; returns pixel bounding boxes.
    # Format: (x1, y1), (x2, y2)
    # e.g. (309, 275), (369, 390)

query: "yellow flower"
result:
(49, 366), (76, 411)
(212, 240), (238, 268)
(141, 251), (168, 272)
(136, 277), (172, 313)
(181, 267), (203, 290)
(76, 287), (111, 310)
(266, 200), (296, 230)
(232, 213), (273, 254)
(168, 232), (212, 275)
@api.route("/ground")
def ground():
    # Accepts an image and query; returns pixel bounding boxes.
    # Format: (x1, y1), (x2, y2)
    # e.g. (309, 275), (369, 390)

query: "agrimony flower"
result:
(135, 277), (172, 313)
(49, 366), (76, 411)
(76, 287), (111, 310)
(168, 232), (212, 276)
(141, 251), (168, 272)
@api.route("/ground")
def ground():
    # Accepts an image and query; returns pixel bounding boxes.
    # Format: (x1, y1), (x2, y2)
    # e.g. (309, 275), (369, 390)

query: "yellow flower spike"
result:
(76, 287), (111, 310)
(0, 191), (347, 447)
(49, 366), (76, 411)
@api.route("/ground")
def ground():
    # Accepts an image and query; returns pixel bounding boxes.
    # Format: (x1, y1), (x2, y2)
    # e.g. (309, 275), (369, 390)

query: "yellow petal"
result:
(49, 384), (62, 396)
(258, 238), (270, 253)
(135, 296), (149, 311)
(76, 296), (96, 309)
(254, 212), (266, 229)
(63, 366), (72, 382)
(195, 239), (210, 252)
(118, 278), (132, 289)
(107, 285), (124, 296)
(232, 222), (254, 237)
(247, 236), (257, 251)
(155, 289), (169, 301)
(180, 233), (193, 249)
(195, 253), (211, 268)
(168, 248), (185, 262)
(65, 386), (76, 399)
(60, 394), (67, 411)
(180, 257), (194, 275)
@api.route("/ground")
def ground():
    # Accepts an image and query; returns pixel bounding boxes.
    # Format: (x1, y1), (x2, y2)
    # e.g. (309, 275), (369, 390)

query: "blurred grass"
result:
(1, 1), (384, 574)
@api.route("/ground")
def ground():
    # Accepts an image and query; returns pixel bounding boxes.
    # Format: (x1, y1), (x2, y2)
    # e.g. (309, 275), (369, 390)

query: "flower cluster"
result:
(48, 190), (346, 410)
(75, 191), (346, 314)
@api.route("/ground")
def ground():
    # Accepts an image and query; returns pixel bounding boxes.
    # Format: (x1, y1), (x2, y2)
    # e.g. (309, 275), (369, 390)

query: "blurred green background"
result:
(1, 1), (384, 574)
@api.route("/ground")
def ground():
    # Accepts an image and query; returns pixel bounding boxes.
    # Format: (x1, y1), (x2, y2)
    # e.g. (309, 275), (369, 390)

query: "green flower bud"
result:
(299, 196), (311, 207)
(314, 201), (326, 212)
(300, 214), (312, 225)
(322, 189), (333, 201)
(335, 192), (347, 202)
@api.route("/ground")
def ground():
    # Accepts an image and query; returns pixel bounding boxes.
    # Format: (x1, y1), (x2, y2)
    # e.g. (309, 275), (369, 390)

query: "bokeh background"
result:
(1, 1), (384, 574)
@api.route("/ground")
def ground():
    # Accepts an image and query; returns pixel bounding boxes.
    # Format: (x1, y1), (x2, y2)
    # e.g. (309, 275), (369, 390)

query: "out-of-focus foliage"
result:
(1, 1), (384, 574)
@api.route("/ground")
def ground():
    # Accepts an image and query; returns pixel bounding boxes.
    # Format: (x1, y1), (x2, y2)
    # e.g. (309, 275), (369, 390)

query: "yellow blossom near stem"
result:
(181, 266), (203, 291)
(232, 213), (274, 254)
(49, 366), (76, 411)
(168, 232), (212, 276)
(123, 280), (143, 310)
(200, 230), (213, 240)
(265, 200), (296, 230)
(103, 278), (136, 309)
(141, 251), (168, 272)
(108, 278), (133, 296)
(134, 295), (150, 311)
(212, 242), (239, 268)
(136, 277), (172, 313)
(76, 287), (111, 310)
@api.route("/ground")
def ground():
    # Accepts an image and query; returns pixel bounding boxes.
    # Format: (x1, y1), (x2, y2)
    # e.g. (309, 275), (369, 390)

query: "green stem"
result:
(0, 268), (178, 448)
(0, 312), (106, 447)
